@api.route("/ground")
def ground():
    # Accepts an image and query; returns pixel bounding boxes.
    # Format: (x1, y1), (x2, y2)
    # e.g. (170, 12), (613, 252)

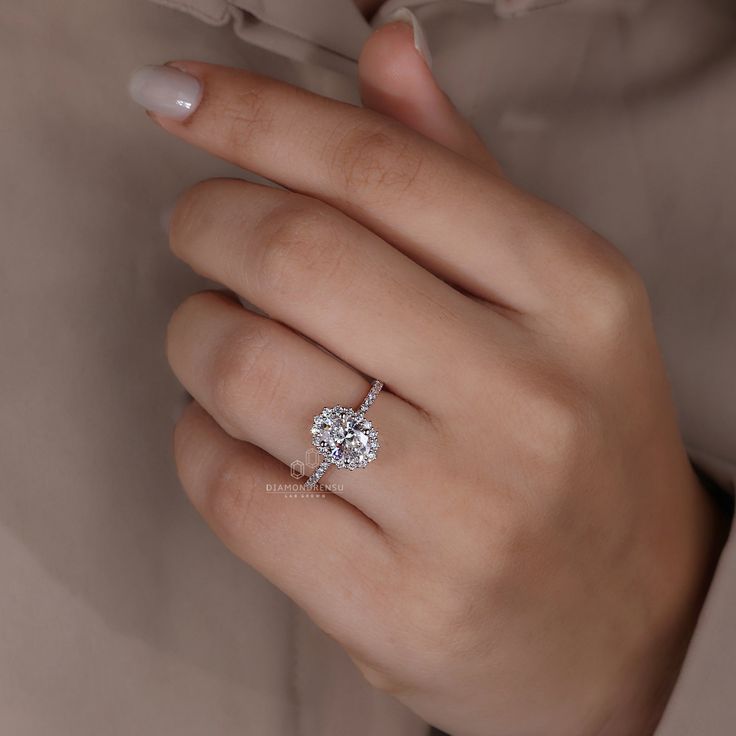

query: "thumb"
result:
(358, 9), (502, 174)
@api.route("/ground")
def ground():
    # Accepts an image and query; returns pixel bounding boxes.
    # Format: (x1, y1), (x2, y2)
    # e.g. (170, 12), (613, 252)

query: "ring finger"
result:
(166, 290), (439, 533)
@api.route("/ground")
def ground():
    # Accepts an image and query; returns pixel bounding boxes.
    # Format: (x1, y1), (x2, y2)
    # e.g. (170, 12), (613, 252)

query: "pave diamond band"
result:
(304, 380), (383, 490)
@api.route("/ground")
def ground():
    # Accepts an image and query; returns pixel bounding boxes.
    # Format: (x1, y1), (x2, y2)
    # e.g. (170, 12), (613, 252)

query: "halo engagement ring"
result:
(304, 380), (383, 490)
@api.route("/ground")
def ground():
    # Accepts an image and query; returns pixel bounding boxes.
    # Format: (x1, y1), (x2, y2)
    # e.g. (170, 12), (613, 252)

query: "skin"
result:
(151, 23), (723, 736)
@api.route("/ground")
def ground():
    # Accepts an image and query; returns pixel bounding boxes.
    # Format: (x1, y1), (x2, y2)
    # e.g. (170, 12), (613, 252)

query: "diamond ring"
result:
(304, 380), (383, 490)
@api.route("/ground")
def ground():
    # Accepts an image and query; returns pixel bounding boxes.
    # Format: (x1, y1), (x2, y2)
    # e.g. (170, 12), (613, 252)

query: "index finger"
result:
(130, 62), (580, 313)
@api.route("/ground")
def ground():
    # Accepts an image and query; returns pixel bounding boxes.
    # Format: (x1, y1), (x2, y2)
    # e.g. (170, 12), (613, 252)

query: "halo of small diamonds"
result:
(304, 380), (383, 490)
(310, 406), (380, 470)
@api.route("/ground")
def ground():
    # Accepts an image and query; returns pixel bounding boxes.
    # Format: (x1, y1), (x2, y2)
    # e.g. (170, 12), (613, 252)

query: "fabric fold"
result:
(148, 0), (582, 74)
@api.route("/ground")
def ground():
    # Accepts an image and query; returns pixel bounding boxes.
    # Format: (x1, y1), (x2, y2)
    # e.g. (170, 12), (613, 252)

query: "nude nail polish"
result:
(128, 65), (202, 121)
(382, 7), (432, 69)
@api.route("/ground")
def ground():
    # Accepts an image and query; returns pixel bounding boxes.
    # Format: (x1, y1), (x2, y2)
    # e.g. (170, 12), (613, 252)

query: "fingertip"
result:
(359, 20), (501, 173)
(380, 7), (432, 68)
(360, 20), (433, 94)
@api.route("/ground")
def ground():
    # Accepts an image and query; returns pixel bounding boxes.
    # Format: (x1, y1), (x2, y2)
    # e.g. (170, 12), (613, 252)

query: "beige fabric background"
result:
(0, 0), (733, 734)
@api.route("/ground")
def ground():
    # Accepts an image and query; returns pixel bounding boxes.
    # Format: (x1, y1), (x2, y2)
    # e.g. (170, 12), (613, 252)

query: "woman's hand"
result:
(131, 23), (721, 736)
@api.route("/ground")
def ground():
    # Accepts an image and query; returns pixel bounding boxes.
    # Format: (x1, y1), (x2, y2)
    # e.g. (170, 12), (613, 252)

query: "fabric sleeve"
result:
(655, 456), (735, 736)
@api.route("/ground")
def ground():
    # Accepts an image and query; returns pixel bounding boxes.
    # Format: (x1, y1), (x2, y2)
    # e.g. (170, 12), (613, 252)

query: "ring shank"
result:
(304, 460), (331, 491)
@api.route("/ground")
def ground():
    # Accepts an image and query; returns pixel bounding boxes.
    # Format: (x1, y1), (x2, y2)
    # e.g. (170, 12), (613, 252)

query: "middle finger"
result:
(147, 61), (577, 313)
(170, 177), (498, 411)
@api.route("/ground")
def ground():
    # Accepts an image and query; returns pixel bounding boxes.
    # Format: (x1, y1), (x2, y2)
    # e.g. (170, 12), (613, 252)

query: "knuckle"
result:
(166, 294), (192, 343)
(328, 118), (424, 202)
(581, 246), (650, 343)
(210, 323), (274, 432)
(172, 402), (204, 480)
(166, 291), (213, 358)
(220, 86), (275, 155)
(204, 452), (259, 540)
(251, 201), (351, 297)
(516, 374), (590, 482)
(169, 179), (222, 256)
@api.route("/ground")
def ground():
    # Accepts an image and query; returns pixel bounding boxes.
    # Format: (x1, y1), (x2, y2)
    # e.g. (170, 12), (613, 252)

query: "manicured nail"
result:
(383, 8), (432, 69)
(128, 65), (202, 120)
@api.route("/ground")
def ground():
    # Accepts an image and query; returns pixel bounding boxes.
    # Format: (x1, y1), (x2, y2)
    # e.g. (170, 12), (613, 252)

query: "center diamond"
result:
(310, 406), (379, 470)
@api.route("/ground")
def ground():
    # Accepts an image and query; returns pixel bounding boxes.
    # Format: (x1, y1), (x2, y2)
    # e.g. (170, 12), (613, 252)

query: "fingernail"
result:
(382, 8), (432, 69)
(128, 65), (202, 120)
